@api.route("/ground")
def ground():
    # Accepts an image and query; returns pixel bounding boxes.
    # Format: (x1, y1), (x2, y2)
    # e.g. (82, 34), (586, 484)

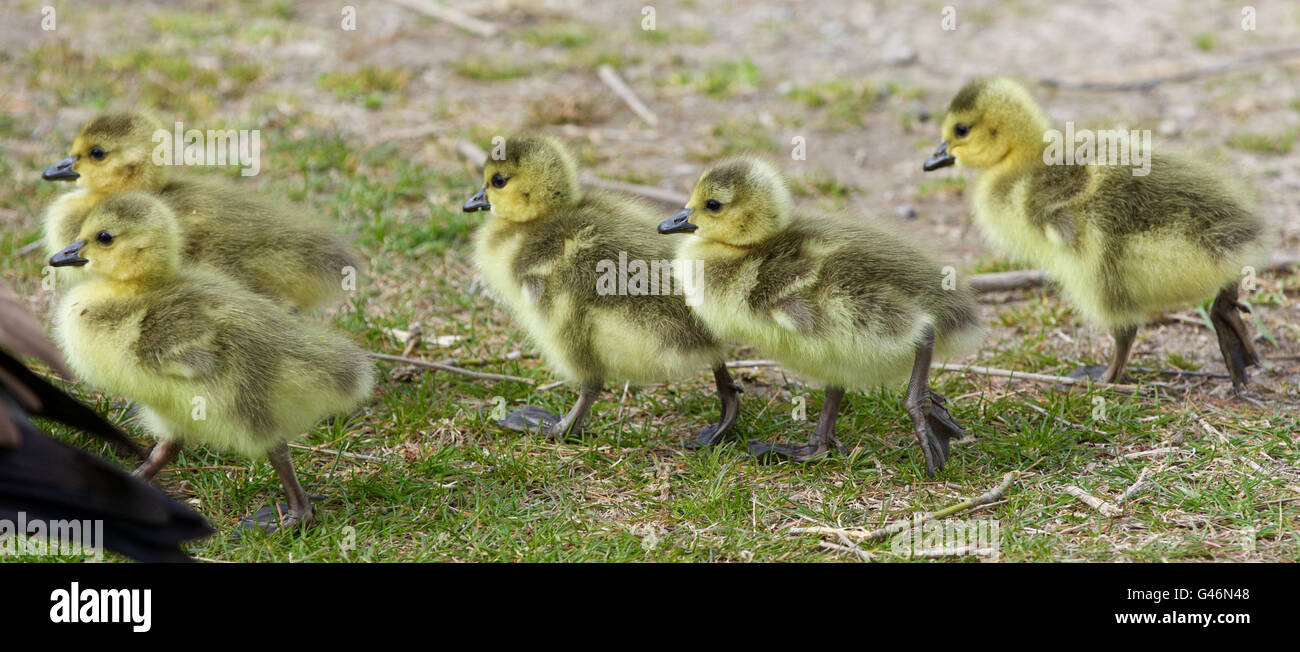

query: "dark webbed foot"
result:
(233, 497), (320, 536)
(746, 386), (847, 463)
(1210, 283), (1260, 392)
(906, 389), (963, 477)
(748, 439), (832, 462)
(498, 406), (568, 435)
(1066, 364), (1109, 383)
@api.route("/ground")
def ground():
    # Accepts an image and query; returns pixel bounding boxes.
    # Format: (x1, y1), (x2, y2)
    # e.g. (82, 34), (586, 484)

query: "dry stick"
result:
(1120, 467), (1152, 502)
(371, 352), (535, 385)
(596, 64), (659, 127)
(1040, 45), (1300, 92)
(791, 471), (1017, 542)
(1063, 485), (1122, 517)
(455, 139), (687, 207)
(387, 0), (499, 38)
(287, 442), (387, 463)
(937, 362), (1145, 395)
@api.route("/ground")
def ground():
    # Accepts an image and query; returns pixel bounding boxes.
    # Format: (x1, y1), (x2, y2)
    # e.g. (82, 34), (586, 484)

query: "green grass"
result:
(3, 2), (1298, 564)
(1228, 128), (1297, 154)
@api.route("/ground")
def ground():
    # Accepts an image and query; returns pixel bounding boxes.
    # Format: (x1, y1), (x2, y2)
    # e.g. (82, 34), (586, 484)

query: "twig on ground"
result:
(596, 64), (659, 127)
(387, 0), (499, 38)
(1039, 45), (1300, 91)
(817, 540), (872, 561)
(937, 363), (1146, 395)
(1120, 467), (1152, 502)
(18, 240), (44, 256)
(371, 352), (535, 384)
(287, 442), (387, 462)
(791, 472), (1017, 542)
(1063, 485), (1122, 517)
(1122, 446), (1178, 459)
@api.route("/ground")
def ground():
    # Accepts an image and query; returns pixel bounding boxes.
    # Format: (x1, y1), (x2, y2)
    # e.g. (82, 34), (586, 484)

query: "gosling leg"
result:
(748, 386), (848, 462)
(131, 440), (180, 481)
(1067, 324), (1137, 384)
(1209, 282), (1260, 392)
(904, 325), (965, 478)
(236, 442), (314, 535)
(685, 364), (742, 449)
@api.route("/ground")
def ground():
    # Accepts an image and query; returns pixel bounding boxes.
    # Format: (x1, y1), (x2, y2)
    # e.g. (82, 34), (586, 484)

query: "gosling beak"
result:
(42, 156), (79, 181)
(922, 141), (956, 171)
(49, 241), (88, 267)
(658, 208), (697, 234)
(462, 186), (491, 213)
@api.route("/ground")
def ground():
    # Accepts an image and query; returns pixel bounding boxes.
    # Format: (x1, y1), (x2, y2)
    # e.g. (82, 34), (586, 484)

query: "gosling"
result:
(50, 192), (375, 532)
(923, 77), (1268, 390)
(463, 135), (741, 446)
(660, 157), (981, 477)
(42, 112), (362, 311)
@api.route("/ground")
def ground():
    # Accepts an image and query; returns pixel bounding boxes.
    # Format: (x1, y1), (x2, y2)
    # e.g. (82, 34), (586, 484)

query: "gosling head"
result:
(462, 136), (581, 223)
(42, 112), (167, 194)
(49, 191), (182, 283)
(923, 77), (1051, 172)
(659, 157), (792, 247)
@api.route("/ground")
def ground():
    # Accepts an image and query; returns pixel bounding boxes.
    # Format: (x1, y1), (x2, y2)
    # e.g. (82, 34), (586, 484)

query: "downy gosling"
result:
(463, 136), (741, 446)
(923, 78), (1268, 390)
(42, 112), (361, 311)
(660, 157), (981, 477)
(50, 193), (375, 532)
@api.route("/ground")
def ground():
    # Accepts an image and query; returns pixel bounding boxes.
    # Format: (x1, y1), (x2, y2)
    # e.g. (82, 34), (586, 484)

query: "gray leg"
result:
(1209, 283), (1260, 392)
(904, 325), (965, 478)
(1068, 324), (1137, 384)
(131, 440), (180, 480)
(685, 364), (743, 449)
(236, 442), (314, 534)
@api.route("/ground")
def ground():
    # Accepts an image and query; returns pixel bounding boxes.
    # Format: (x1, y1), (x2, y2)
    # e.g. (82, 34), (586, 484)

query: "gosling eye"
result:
(96, 231), (114, 246)
(491, 173), (507, 189)
(954, 124), (970, 138)
(89, 146), (106, 161)
(704, 199), (722, 212)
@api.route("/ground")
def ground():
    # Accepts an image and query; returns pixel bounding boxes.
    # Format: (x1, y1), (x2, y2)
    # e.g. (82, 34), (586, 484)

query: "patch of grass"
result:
(520, 22), (598, 49)
(916, 176), (966, 198)
(318, 66), (412, 109)
(453, 59), (536, 82)
(688, 118), (780, 160)
(637, 26), (711, 45)
(666, 58), (761, 98)
(1228, 128), (1297, 154)
(526, 92), (613, 126)
(1194, 33), (1215, 52)
(787, 79), (887, 130)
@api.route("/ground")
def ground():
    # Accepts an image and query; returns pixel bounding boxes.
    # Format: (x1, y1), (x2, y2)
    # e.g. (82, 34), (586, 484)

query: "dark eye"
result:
(705, 199), (722, 212)
(491, 174), (507, 189)
(89, 146), (106, 161)
(954, 124), (970, 138)
(96, 231), (114, 246)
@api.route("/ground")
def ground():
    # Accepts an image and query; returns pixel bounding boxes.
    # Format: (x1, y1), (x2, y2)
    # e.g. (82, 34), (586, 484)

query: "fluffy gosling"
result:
(42, 112), (362, 311)
(463, 136), (741, 446)
(660, 157), (981, 476)
(923, 77), (1268, 390)
(50, 192), (374, 532)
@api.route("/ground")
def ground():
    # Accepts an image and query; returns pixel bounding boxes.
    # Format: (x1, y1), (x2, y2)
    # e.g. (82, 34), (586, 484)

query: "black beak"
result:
(658, 208), (698, 234)
(922, 141), (956, 171)
(462, 186), (491, 213)
(42, 156), (79, 181)
(49, 241), (88, 267)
